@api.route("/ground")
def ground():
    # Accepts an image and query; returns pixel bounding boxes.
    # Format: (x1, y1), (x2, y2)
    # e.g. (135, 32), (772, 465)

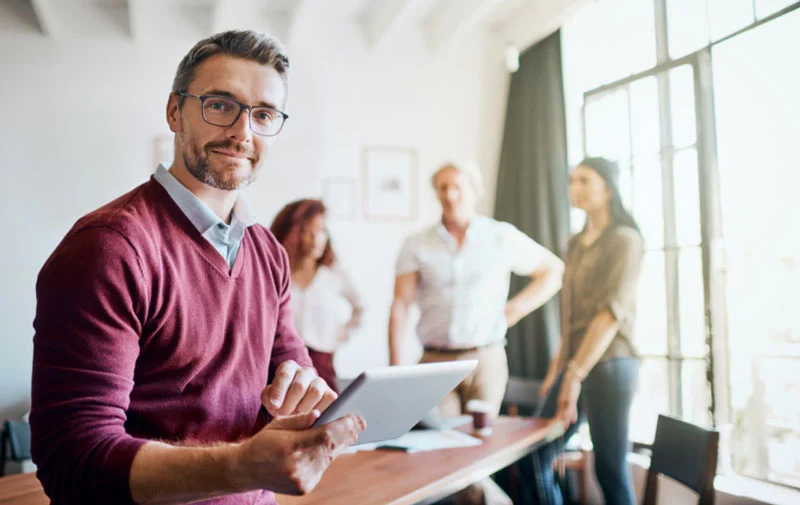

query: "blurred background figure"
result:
(390, 160), (564, 505)
(531, 157), (644, 505)
(271, 199), (364, 394)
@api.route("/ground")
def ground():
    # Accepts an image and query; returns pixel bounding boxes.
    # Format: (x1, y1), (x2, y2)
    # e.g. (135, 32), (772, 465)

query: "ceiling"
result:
(0, 0), (589, 51)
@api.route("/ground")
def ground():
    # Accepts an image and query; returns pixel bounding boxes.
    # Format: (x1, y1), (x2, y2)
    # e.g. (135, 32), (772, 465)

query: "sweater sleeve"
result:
(268, 244), (313, 383)
(30, 226), (149, 505)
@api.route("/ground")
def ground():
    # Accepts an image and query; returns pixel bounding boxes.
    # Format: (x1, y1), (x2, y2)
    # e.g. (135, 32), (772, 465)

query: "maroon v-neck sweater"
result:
(30, 178), (312, 505)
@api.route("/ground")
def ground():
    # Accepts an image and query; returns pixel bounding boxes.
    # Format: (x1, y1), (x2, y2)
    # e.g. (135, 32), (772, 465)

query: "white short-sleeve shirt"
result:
(290, 265), (363, 353)
(395, 215), (548, 349)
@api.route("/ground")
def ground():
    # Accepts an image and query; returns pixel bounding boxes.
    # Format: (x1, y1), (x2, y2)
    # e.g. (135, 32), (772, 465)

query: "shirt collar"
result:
(437, 215), (483, 246)
(153, 164), (256, 234)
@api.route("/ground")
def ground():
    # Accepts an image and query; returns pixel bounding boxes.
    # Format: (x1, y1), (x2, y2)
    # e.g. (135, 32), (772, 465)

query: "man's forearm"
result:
(507, 269), (562, 324)
(130, 441), (250, 505)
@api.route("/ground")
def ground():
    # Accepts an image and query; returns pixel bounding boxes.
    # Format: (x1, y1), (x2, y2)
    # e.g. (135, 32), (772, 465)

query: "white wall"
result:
(0, 5), (510, 421)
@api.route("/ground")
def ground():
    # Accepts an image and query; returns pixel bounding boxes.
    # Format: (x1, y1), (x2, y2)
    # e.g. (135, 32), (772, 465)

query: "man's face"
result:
(434, 166), (477, 223)
(167, 54), (287, 191)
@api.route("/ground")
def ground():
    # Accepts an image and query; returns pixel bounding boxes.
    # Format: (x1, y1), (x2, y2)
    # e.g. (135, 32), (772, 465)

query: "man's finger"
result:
(267, 360), (301, 410)
(326, 415), (367, 458)
(314, 387), (338, 414)
(294, 378), (329, 414)
(302, 414), (366, 456)
(279, 368), (317, 415)
(267, 410), (321, 431)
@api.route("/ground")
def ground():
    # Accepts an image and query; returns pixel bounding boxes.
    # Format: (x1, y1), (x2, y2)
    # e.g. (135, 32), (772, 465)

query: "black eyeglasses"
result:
(176, 92), (288, 137)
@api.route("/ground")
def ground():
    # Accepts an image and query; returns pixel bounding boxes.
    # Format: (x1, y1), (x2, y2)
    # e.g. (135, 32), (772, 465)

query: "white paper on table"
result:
(375, 429), (483, 454)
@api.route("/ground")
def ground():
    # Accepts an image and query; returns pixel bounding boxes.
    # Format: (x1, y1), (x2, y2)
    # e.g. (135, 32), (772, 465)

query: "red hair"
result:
(270, 199), (335, 268)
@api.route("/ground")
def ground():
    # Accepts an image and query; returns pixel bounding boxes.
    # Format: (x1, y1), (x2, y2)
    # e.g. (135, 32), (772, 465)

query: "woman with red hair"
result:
(270, 199), (364, 393)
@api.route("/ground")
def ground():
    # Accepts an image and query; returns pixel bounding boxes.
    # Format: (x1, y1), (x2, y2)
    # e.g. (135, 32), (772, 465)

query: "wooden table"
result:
(0, 417), (555, 505)
(0, 472), (48, 505)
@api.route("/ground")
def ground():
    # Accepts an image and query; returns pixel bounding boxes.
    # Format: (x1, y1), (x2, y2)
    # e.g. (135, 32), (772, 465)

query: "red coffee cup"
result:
(466, 399), (493, 436)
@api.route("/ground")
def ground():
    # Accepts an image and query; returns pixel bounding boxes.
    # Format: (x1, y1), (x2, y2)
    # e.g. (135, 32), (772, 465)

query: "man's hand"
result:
(262, 361), (338, 418)
(504, 300), (524, 328)
(235, 411), (366, 495)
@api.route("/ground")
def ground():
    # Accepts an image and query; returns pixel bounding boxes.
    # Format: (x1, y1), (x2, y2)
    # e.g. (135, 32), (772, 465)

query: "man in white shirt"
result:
(389, 160), (564, 415)
(389, 161), (563, 505)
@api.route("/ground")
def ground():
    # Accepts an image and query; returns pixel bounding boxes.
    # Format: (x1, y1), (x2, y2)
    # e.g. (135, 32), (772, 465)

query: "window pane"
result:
(682, 360), (712, 427)
(679, 247), (706, 358)
(618, 160), (634, 210)
(673, 148), (702, 246)
(562, 0), (657, 166)
(669, 65), (697, 149)
(561, 0), (657, 92)
(756, 0), (798, 19)
(667, 0), (711, 59)
(759, 357), (800, 487)
(585, 89), (630, 160)
(634, 251), (668, 356)
(709, 0), (755, 41)
(632, 156), (663, 248)
(732, 357), (800, 486)
(630, 77), (660, 157)
(630, 358), (669, 443)
(713, 8), (800, 486)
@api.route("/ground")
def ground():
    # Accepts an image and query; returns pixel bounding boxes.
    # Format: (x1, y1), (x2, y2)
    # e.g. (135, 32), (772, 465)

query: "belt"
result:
(423, 344), (499, 354)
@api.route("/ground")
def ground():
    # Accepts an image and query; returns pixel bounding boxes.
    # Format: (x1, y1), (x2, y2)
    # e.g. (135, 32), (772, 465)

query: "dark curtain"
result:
(495, 30), (570, 381)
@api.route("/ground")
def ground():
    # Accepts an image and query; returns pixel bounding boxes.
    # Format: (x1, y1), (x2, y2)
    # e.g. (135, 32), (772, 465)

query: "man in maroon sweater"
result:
(30, 30), (365, 505)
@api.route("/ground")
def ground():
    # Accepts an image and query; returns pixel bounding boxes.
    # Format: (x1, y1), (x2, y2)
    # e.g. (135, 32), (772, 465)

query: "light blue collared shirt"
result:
(153, 165), (256, 268)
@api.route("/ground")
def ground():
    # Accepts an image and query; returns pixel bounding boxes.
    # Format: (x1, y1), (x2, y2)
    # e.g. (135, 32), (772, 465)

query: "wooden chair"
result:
(502, 376), (541, 417)
(643, 414), (719, 505)
(556, 441), (590, 505)
(1, 420), (31, 477)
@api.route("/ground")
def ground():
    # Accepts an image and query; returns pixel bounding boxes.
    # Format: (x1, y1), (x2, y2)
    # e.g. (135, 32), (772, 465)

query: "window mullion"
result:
(654, 0), (684, 417)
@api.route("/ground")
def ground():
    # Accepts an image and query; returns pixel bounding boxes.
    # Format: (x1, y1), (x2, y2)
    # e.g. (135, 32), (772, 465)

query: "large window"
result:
(562, 0), (800, 488)
(712, 8), (800, 487)
(581, 64), (709, 443)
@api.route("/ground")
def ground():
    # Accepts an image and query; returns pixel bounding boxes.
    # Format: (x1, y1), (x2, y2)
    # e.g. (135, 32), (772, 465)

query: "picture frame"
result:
(362, 146), (417, 221)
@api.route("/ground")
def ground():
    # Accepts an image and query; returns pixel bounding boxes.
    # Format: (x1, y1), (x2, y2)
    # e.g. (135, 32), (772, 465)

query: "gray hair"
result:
(431, 160), (485, 199)
(172, 30), (289, 95)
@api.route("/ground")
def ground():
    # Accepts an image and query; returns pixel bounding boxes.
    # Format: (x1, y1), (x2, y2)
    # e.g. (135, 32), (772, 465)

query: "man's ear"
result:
(166, 93), (181, 134)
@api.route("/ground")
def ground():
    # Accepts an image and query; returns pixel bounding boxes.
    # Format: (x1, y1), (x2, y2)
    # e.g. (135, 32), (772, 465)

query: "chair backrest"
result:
(502, 376), (541, 416)
(643, 414), (719, 505)
(3, 420), (31, 460)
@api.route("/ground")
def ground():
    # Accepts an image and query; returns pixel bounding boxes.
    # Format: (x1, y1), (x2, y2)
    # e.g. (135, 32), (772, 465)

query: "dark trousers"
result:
(527, 358), (639, 505)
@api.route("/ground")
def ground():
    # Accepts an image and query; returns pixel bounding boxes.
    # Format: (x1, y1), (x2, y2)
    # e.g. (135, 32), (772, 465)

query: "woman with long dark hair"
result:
(270, 199), (364, 394)
(530, 157), (644, 505)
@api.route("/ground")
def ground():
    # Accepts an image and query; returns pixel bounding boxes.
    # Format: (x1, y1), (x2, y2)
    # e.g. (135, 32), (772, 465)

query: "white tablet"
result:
(312, 360), (478, 445)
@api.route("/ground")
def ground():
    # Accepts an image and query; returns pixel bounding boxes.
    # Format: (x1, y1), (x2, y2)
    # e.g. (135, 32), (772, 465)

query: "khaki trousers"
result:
(422, 343), (513, 505)
(420, 342), (509, 417)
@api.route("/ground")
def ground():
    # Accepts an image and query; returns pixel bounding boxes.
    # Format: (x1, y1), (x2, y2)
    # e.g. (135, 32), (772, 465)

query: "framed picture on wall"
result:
(363, 146), (417, 221)
(323, 177), (357, 219)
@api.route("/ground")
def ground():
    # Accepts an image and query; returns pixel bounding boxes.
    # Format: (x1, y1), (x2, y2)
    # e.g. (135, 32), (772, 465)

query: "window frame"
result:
(575, 0), (800, 488)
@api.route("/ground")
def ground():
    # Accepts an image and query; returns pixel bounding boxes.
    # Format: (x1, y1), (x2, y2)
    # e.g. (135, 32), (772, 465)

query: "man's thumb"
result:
(267, 410), (320, 431)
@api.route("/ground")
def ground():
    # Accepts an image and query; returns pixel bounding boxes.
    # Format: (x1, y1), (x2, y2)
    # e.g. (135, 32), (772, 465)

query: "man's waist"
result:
(422, 341), (504, 354)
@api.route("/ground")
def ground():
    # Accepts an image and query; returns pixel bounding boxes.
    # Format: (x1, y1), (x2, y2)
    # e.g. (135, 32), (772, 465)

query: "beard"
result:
(181, 133), (261, 191)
